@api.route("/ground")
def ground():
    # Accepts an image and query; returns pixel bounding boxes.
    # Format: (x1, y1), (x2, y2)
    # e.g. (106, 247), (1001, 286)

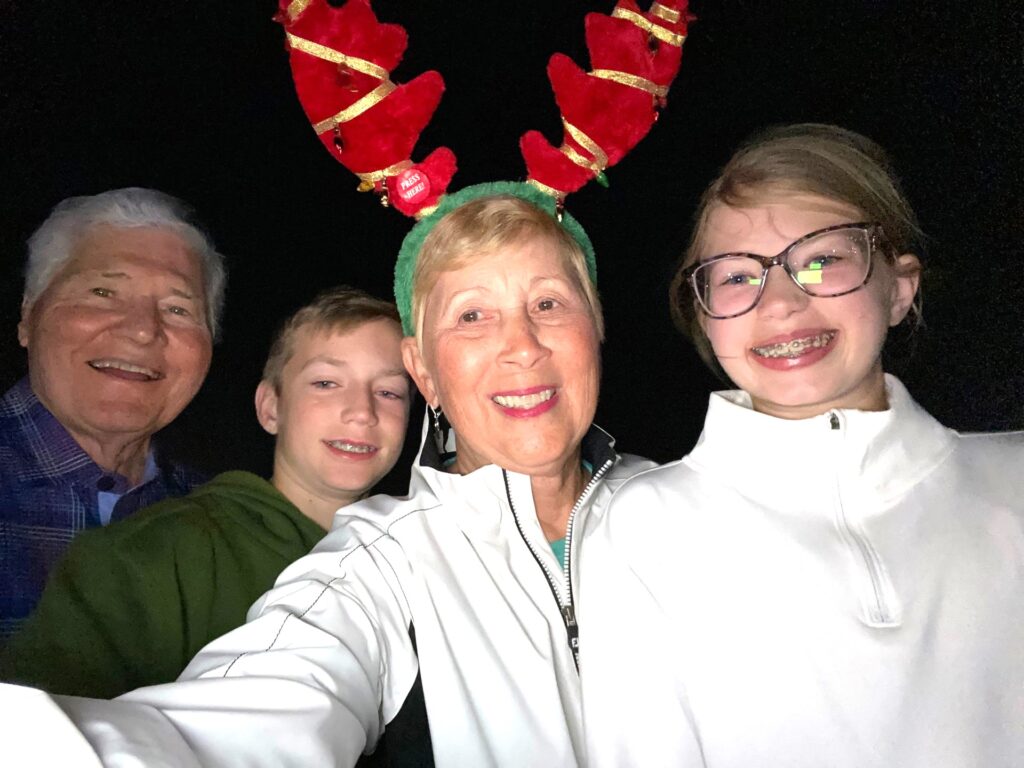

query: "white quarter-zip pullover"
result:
(580, 376), (1024, 768)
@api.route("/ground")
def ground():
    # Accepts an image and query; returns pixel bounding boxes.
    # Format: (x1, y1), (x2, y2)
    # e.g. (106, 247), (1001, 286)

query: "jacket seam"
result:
(222, 503), (444, 676)
(223, 576), (343, 676)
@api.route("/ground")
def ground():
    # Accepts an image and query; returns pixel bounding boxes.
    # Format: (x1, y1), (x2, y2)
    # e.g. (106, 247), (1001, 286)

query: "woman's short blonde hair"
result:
(669, 123), (924, 375)
(410, 195), (604, 345)
(262, 286), (400, 392)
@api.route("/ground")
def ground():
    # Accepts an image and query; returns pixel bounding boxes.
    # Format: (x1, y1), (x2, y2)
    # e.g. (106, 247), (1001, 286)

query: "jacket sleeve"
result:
(0, 524), (191, 698)
(53, 536), (420, 767)
(577, 478), (707, 768)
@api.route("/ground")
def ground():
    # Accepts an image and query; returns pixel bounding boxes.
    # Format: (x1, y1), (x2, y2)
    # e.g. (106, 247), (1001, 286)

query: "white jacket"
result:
(579, 376), (1024, 768)
(54, 423), (654, 767)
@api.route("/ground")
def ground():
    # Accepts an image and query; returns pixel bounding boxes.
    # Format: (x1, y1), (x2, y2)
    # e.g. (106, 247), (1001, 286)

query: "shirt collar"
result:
(6, 377), (158, 490)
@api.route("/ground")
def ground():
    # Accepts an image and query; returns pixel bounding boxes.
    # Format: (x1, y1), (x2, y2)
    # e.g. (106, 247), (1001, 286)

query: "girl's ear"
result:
(696, 299), (709, 336)
(888, 253), (922, 326)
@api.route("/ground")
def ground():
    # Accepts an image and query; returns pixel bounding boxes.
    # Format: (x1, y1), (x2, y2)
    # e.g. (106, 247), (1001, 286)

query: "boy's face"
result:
(257, 319), (411, 511)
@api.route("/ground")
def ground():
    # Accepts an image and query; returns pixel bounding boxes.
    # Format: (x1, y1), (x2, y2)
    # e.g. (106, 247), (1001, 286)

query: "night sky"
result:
(2, 1), (1022, 492)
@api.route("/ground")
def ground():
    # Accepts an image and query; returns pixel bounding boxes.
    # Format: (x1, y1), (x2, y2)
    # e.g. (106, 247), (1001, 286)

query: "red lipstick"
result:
(490, 386), (559, 419)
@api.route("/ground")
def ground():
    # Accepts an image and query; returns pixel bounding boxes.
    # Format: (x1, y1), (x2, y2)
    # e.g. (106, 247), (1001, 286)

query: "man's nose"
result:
(113, 299), (165, 344)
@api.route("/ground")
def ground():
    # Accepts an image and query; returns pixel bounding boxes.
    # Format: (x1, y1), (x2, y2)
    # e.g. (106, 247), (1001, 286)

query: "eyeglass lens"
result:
(693, 226), (874, 318)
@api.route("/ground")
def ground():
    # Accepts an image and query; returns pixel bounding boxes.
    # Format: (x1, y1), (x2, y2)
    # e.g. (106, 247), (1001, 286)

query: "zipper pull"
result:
(562, 604), (580, 654)
(829, 412), (840, 430)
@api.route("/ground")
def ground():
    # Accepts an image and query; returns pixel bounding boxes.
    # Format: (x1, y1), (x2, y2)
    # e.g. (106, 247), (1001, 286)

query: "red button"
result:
(395, 168), (431, 205)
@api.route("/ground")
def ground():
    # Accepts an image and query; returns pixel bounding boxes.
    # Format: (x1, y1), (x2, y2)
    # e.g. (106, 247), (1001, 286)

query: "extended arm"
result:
(53, 541), (419, 767)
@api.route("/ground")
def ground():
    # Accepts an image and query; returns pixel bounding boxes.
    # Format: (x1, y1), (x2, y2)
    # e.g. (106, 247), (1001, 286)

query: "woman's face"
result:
(403, 236), (601, 477)
(698, 197), (920, 419)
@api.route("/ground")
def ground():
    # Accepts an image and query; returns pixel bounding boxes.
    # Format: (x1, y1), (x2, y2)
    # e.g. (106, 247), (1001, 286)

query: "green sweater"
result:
(0, 471), (326, 698)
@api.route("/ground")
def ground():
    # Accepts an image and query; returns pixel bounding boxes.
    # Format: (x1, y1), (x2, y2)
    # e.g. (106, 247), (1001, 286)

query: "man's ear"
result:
(17, 299), (32, 349)
(889, 253), (922, 326)
(401, 337), (438, 408)
(254, 380), (280, 436)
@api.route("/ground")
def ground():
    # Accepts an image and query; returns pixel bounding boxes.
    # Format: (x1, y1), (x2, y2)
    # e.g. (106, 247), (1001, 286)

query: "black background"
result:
(2, 1), (1022, 492)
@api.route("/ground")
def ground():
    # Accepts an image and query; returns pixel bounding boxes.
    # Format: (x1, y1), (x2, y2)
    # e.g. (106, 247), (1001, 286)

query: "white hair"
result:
(24, 187), (228, 339)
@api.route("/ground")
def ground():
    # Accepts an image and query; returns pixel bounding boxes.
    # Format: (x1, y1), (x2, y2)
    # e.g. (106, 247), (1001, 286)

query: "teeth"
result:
(753, 331), (836, 359)
(493, 389), (555, 409)
(88, 360), (159, 378)
(327, 441), (375, 454)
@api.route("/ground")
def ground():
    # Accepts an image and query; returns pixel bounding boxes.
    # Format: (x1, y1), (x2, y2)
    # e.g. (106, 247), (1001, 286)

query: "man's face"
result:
(257, 320), (411, 509)
(18, 225), (213, 451)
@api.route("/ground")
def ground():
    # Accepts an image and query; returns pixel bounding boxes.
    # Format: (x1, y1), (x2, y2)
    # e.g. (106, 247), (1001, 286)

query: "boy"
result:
(0, 287), (411, 697)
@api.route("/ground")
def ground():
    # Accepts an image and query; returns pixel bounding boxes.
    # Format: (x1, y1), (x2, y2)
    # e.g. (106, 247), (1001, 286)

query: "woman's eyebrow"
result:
(438, 285), (488, 314)
(530, 275), (572, 287)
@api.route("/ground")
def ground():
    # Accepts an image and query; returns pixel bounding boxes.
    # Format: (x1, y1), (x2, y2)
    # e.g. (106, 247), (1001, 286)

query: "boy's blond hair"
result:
(262, 286), (401, 392)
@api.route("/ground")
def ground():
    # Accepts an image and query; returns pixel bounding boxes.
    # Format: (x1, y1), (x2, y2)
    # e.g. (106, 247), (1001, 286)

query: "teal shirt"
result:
(548, 460), (591, 569)
(0, 471), (326, 698)
(550, 537), (567, 570)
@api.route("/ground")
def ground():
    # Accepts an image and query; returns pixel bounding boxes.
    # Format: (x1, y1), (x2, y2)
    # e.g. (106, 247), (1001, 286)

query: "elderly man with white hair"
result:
(0, 187), (227, 640)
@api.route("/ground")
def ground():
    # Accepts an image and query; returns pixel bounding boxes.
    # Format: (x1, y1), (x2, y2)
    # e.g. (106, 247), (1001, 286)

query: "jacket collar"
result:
(414, 409), (617, 476)
(409, 408), (618, 536)
(686, 374), (956, 510)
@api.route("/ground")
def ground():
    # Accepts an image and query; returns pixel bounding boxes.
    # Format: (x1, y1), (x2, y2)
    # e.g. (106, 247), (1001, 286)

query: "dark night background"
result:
(2, 1), (1022, 492)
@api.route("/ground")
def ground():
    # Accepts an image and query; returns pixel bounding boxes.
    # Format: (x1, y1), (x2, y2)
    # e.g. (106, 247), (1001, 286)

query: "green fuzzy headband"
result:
(393, 181), (597, 336)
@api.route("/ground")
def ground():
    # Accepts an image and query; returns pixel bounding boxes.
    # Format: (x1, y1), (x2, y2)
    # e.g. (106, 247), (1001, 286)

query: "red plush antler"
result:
(277, 0), (457, 217)
(520, 1), (692, 200)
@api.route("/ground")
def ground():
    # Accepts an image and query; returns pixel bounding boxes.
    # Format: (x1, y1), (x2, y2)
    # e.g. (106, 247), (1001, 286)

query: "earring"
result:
(429, 403), (446, 456)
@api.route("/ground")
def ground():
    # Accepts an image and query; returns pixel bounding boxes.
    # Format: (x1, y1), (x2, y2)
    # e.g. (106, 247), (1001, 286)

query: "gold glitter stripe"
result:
(286, 0), (312, 22)
(527, 179), (565, 199)
(591, 68), (668, 98)
(286, 33), (390, 81)
(561, 143), (600, 173)
(611, 7), (686, 46)
(355, 159), (413, 184)
(650, 3), (682, 24)
(413, 204), (439, 220)
(561, 118), (609, 174)
(312, 81), (396, 132)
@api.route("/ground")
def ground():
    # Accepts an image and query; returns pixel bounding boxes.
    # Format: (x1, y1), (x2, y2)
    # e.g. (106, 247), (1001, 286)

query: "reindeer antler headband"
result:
(277, 0), (692, 334)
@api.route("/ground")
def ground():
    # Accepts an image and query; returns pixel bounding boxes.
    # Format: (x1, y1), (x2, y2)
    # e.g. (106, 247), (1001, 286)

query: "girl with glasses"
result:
(578, 123), (1024, 768)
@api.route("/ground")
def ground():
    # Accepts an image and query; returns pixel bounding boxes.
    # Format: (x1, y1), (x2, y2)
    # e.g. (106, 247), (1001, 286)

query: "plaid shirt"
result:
(0, 378), (207, 641)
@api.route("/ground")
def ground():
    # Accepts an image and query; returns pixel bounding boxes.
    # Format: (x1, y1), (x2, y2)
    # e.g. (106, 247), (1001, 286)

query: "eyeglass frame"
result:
(681, 221), (893, 320)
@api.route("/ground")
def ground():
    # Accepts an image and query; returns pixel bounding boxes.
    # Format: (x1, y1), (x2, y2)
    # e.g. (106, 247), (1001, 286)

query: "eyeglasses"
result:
(683, 222), (890, 319)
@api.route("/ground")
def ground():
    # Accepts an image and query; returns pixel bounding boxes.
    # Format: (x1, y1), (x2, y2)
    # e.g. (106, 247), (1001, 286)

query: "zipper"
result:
(562, 458), (613, 664)
(827, 411), (899, 627)
(503, 457), (614, 669)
